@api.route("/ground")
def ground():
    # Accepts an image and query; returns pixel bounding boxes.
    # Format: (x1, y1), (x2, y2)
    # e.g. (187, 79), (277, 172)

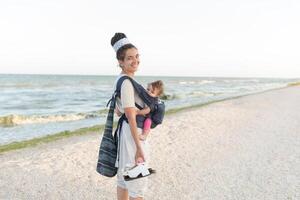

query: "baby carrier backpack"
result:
(96, 75), (165, 177)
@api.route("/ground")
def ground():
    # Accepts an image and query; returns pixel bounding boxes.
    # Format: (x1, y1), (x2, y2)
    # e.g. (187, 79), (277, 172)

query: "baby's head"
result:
(147, 80), (164, 97)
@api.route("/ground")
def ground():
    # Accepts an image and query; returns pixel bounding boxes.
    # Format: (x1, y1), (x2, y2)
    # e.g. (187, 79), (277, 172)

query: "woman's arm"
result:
(121, 79), (145, 164)
(136, 107), (151, 116)
(124, 107), (145, 163)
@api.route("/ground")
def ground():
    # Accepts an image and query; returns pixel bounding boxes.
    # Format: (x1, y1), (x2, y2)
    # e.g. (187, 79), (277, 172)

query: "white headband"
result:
(113, 38), (131, 52)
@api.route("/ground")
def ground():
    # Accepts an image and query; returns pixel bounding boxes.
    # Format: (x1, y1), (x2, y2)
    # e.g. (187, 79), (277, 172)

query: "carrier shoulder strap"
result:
(115, 75), (155, 111)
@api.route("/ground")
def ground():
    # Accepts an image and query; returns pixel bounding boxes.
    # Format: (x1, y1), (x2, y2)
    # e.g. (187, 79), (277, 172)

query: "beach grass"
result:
(0, 83), (298, 154)
(288, 81), (300, 86)
(0, 124), (105, 154)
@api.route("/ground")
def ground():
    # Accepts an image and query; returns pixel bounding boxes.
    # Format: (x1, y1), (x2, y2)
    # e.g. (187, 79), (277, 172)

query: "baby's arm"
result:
(136, 106), (151, 116)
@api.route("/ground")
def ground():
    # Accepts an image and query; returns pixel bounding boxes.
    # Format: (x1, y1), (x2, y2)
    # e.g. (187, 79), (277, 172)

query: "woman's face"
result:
(119, 48), (140, 74)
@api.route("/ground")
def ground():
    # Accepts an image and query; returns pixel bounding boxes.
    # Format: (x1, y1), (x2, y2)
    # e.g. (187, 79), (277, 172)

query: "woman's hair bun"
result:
(111, 33), (127, 46)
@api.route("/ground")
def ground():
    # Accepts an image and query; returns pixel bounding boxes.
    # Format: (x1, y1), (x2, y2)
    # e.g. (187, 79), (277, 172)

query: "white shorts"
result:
(115, 121), (150, 198)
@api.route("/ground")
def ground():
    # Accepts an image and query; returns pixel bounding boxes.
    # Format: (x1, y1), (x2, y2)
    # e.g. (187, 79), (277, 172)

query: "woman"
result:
(111, 33), (150, 200)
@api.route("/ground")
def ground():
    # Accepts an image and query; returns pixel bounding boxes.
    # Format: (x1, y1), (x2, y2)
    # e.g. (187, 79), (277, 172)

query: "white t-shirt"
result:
(113, 74), (146, 113)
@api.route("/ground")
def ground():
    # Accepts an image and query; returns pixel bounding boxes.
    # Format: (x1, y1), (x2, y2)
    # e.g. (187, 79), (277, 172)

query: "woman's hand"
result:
(135, 147), (145, 164)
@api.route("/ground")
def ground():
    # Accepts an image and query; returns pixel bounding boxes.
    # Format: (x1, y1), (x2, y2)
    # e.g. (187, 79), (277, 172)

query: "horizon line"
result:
(0, 73), (299, 79)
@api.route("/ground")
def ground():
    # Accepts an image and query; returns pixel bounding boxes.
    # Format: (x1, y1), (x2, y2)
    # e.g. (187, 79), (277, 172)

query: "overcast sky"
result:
(0, 0), (299, 78)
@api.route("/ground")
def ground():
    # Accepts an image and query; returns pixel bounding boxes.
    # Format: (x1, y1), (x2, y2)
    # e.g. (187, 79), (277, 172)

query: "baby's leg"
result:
(140, 118), (152, 140)
(143, 118), (152, 133)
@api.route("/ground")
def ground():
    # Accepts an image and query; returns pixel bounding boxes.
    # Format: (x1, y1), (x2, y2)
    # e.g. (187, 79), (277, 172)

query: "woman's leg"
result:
(120, 123), (149, 200)
(117, 186), (129, 200)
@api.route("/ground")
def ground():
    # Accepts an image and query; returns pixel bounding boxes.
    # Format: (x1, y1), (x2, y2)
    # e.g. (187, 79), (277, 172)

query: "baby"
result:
(115, 80), (164, 141)
(136, 80), (164, 141)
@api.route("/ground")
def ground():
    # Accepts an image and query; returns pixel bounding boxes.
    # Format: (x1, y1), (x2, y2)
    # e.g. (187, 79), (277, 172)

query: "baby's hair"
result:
(150, 80), (164, 97)
(111, 33), (136, 61)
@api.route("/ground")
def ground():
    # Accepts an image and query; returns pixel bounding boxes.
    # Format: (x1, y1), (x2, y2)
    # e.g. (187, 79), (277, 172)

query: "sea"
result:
(0, 74), (299, 145)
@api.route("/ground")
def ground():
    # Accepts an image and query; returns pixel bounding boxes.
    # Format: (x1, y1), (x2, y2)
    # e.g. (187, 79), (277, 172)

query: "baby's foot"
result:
(139, 134), (147, 141)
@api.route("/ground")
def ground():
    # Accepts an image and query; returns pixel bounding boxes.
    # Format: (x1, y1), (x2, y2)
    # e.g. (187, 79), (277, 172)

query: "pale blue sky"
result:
(0, 0), (299, 78)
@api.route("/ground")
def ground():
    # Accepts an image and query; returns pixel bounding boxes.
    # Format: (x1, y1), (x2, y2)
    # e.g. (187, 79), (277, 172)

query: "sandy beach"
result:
(0, 86), (299, 200)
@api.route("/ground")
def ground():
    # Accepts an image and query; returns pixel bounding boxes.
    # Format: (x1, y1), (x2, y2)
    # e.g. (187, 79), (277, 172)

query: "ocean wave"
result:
(0, 83), (34, 89)
(179, 80), (215, 85)
(0, 110), (107, 127)
(161, 91), (215, 100)
(188, 91), (215, 97)
(0, 83), (71, 89)
(198, 80), (216, 85)
(223, 79), (260, 83)
(179, 81), (190, 85)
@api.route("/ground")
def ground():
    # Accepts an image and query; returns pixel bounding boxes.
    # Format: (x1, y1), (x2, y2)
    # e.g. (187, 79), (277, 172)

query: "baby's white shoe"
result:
(123, 162), (155, 181)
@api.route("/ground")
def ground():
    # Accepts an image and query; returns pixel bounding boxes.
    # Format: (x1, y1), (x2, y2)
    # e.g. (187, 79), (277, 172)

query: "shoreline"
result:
(0, 83), (299, 154)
